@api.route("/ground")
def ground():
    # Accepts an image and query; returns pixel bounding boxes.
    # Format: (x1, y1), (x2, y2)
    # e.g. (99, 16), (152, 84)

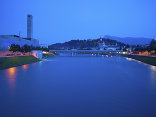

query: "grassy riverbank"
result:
(0, 56), (40, 70)
(43, 53), (55, 58)
(121, 54), (156, 66)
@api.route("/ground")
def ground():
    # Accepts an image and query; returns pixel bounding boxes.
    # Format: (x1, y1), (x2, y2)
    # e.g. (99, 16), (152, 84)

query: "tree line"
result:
(8, 44), (49, 52)
(134, 39), (156, 52)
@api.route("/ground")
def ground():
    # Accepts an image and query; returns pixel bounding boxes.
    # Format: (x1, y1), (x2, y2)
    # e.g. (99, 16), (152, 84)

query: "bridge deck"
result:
(50, 50), (123, 53)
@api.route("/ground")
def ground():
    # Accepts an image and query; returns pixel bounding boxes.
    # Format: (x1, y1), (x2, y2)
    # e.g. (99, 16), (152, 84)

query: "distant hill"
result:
(48, 38), (126, 50)
(49, 36), (153, 50)
(104, 35), (152, 45)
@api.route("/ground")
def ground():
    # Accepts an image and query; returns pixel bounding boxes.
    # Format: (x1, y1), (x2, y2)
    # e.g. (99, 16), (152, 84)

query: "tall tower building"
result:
(27, 14), (33, 40)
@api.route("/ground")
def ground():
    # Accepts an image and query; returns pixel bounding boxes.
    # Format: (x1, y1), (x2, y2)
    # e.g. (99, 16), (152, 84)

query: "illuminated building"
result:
(27, 14), (33, 40)
(0, 14), (39, 56)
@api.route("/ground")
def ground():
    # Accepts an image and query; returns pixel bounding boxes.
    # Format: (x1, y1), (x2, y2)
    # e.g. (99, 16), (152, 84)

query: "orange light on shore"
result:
(8, 46), (11, 50)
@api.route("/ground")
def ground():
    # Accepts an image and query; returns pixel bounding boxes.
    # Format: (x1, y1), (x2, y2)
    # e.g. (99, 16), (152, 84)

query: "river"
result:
(0, 55), (156, 117)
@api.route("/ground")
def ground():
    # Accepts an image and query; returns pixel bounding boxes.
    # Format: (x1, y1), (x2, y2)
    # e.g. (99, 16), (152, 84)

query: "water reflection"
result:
(150, 66), (156, 84)
(126, 58), (133, 61)
(22, 64), (29, 71)
(6, 67), (18, 93)
(1, 56), (156, 117)
(150, 66), (156, 72)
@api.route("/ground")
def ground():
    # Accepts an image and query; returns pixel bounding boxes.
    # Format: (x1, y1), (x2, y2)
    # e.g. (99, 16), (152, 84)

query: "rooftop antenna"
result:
(19, 31), (21, 37)
(19, 31), (21, 40)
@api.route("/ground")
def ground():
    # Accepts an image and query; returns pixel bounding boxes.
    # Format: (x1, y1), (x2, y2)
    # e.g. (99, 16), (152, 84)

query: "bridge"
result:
(50, 50), (123, 56)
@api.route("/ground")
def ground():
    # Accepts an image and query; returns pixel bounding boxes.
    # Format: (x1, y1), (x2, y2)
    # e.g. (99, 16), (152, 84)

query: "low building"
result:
(99, 42), (105, 50)
(0, 35), (39, 50)
(0, 14), (40, 56)
(0, 35), (39, 56)
(40, 44), (48, 48)
(98, 41), (120, 51)
(105, 46), (119, 51)
(31, 50), (42, 59)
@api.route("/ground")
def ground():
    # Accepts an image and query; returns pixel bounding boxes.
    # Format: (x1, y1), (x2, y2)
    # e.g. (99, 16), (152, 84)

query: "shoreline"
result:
(0, 55), (40, 70)
(0, 54), (55, 70)
(1, 54), (155, 70)
(121, 54), (156, 66)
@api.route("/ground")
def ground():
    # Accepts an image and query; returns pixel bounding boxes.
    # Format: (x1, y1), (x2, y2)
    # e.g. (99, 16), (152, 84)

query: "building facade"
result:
(31, 50), (42, 59)
(0, 35), (39, 51)
(99, 41), (120, 51)
(0, 14), (39, 56)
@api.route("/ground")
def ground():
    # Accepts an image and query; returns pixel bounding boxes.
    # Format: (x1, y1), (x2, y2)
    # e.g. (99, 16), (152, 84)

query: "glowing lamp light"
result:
(42, 51), (47, 54)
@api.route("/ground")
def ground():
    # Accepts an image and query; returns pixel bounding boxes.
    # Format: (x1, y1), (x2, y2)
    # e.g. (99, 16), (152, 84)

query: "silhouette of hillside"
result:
(48, 38), (126, 50)
(104, 35), (152, 45)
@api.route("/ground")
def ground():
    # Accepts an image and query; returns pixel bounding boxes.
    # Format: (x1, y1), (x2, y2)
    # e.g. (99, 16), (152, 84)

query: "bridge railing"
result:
(50, 50), (123, 53)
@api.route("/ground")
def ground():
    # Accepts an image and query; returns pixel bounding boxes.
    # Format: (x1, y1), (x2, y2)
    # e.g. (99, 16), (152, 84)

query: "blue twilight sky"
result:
(0, 0), (156, 44)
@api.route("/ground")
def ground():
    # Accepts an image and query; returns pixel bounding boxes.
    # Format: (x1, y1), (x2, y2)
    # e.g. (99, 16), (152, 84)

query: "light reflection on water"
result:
(126, 57), (133, 61)
(21, 64), (29, 71)
(126, 57), (156, 83)
(126, 57), (149, 65)
(1, 56), (156, 117)
(126, 57), (143, 63)
(150, 66), (156, 83)
(150, 66), (156, 72)
(6, 67), (17, 93)
(5, 65), (29, 93)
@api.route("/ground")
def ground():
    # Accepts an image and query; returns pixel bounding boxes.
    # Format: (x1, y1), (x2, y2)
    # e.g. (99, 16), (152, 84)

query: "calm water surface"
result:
(0, 56), (156, 117)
